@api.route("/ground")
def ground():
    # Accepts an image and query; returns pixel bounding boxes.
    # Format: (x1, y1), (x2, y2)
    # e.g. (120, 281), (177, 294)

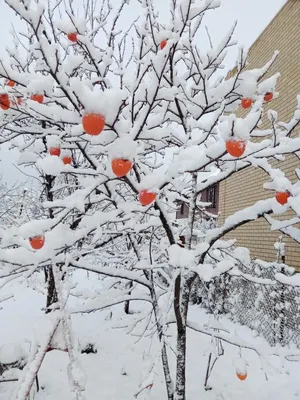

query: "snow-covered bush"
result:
(0, 0), (300, 399)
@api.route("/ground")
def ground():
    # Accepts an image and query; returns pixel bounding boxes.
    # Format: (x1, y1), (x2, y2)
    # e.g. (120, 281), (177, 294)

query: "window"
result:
(180, 203), (185, 215)
(207, 185), (217, 208)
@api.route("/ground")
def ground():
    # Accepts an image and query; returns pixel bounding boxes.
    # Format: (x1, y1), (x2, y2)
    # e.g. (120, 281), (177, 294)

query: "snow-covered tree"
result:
(0, 178), (24, 227)
(0, 178), (42, 240)
(1, 0), (300, 399)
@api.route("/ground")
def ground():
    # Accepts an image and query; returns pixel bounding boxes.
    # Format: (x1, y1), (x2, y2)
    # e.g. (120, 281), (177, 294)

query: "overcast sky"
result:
(0, 0), (287, 185)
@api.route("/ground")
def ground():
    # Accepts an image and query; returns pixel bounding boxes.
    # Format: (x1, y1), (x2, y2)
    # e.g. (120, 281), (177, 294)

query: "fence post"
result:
(274, 236), (286, 346)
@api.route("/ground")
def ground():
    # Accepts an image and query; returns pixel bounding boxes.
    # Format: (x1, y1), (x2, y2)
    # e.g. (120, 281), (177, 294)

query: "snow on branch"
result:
(11, 313), (61, 400)
(70, 260), (152, 288)
(184, 319), (300, 361)
(70, 293), (152, 314)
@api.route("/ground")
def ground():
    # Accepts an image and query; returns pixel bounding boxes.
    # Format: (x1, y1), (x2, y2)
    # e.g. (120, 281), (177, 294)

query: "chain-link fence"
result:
(193, 261), (300, 347)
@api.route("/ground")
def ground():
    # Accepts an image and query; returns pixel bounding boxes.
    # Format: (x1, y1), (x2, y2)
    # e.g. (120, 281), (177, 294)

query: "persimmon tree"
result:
(1, 0), (300, 399)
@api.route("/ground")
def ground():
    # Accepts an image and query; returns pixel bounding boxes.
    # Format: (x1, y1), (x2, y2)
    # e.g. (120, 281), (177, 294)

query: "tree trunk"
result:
(174, 275), (194, 400)
(173, 173), (198, 400)
(174, 275), (186, 400)
(124, 299), (130, 314)
(150, 285), (174, 400)
(161, 341), (174, 400)
(124, 280), (133, 314)
(175, 325), (187, 400)
(42, 134), (58, 315)
(45, 266), (58, 313)
(44, 267), (48, 283)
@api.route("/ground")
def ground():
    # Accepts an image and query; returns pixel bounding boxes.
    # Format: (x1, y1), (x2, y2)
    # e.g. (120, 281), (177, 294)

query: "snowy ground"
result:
(0, 271), (299, 400)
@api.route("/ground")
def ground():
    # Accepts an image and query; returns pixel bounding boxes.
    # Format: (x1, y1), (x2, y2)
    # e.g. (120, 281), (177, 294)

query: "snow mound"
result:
(0, 343), (26, 365)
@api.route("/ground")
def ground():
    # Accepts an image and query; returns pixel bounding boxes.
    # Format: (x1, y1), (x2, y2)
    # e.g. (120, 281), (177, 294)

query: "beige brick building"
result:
(219, 0), (300, 270)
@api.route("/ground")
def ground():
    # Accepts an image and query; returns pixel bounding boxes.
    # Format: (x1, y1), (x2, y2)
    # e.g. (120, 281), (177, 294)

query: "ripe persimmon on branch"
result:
(0, 0), (300, 399)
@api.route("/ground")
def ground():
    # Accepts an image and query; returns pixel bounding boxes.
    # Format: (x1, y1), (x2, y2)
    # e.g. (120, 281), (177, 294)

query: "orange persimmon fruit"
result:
(241, 98), (252, 109)
(82, 113), (105, 136)
(31, 94), (44, 104)
(49, 147), (61, 157)
(226, 139), (246, 158)
(139, 190), (157, 206)
(62, 156), (72, 165)
(160, 40), (167, 50)
(67, 32), (78, 42)
(236, 372), (247, 381)
(111, 159), (132, 177)
(264, 92), (273, 102)
(29, 235), (45, 250)
(275, 191), (290, 205)
(0, 94), (10, 110)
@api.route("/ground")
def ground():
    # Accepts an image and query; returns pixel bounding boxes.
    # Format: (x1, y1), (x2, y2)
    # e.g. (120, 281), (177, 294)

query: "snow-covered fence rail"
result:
(194, 261), (300, 348)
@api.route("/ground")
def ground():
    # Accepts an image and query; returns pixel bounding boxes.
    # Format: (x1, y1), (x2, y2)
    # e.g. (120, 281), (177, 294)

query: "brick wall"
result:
(219, 0), (300, 270)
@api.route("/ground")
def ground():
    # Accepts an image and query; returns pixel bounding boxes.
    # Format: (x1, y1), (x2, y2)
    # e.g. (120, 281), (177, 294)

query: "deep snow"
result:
(0, 271), (299, 400)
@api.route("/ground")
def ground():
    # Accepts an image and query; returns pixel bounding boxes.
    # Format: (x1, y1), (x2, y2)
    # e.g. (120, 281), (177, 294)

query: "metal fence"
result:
(193, 261), (300, 348)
